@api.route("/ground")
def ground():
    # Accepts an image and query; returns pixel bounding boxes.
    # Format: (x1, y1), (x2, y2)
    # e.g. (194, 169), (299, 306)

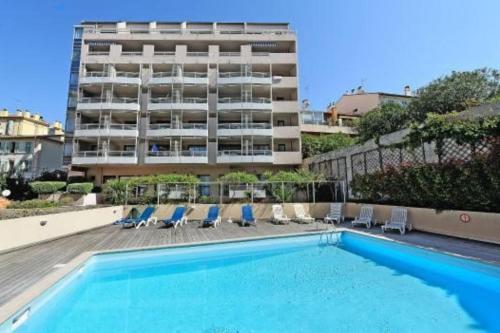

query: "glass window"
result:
(25, 142), (33, 153)
(198, 175), (210, 196)
(278, 144), (286, 152)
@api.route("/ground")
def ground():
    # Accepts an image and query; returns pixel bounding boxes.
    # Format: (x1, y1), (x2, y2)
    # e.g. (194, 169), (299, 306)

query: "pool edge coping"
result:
(0, 227), (498, 328)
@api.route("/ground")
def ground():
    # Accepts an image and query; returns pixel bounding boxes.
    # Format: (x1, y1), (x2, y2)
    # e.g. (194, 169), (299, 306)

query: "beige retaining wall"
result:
(0, 206), (123, 253)
(343, 203), (500, 245)
(126, 203), (500, 245)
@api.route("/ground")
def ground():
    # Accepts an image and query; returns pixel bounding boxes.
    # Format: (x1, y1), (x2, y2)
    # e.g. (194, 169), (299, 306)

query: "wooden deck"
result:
(0, 220), (499, 308)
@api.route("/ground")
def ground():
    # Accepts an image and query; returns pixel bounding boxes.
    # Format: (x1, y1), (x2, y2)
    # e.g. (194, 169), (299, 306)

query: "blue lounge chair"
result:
(122, 206), (157, 229)
(113, 207), (140, 225)
(241, 204), (256, 226)
(203, 206), (221, 228)
(161, 206), (187, 229)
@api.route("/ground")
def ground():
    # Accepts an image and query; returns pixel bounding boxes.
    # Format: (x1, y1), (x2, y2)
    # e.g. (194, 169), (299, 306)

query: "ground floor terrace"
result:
(0, 219), (499, 309)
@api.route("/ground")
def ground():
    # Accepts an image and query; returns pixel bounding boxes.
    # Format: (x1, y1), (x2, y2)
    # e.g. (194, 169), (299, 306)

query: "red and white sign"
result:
(459, 213), (471, 223)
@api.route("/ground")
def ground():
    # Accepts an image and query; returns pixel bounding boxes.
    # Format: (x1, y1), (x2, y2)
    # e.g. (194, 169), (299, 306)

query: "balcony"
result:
(149, 72), (208, 85)
(273, 126), (301, 138)
(77, 97), (140, 111)
(146, 123), (208, 137)
(272, 101), (299, 113)
(79, 72), (141, 85)
(217, 123), (272, 136)
(218, 72), (271, 85)
(217, 97), (272, 111)
(216, 150), (273, 164)
(145, 150), (208, 164)
(148, 97), (208, 111)
(74, 123), (138, 137)
(273, 151), (302, 165)
(72, 151), (137, 165)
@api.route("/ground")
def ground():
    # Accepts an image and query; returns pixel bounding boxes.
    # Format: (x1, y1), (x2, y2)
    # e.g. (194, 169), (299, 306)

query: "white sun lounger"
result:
(293, 204), (315, 224)
(272, 204), (291, 224)
(324, 203), (344, 224)
(382, 207), (411, 235)
(351, 205), (374, 228)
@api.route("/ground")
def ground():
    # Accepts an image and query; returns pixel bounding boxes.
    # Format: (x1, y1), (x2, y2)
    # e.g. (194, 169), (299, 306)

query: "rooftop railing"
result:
(78, 97), (139, 104)
(83, 27), (294, 35)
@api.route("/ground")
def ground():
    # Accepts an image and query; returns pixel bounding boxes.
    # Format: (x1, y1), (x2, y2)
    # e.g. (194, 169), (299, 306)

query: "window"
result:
(277, 120), (285, 126)
(24, 142), (33, 153)
(278, 144), (286, 152)
(198, 175), (210, 196)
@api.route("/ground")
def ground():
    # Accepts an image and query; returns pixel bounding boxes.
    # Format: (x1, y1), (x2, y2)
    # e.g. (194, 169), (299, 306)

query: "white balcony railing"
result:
(149, 97), (208, 104)
(186, 52), (209, 57)
(152, 72), (207, 78)
(217, 150), (272, 157)
(217, 123), (271, 129)
(219, 52), (241, 57)
(145, 150), (208, 164)
(121, 51), (143, 56)
(87, 51), (109, 56)
(80, 72), (141, 85)
(218, 72), (270, 78)
(72, 150), (137, 164)
(218, 97), (271, 104)
(147, 123), (208, 137)
(77, 123), (138, 130)
(78, 97), (139, 104)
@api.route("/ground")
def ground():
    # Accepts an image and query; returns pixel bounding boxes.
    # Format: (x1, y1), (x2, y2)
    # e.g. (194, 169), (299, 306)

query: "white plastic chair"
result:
(382, 207), (411, 235)
(324, 203), (344, 224)
(351, 205), (374, 228)
(272, 204), (291, 224)
(293, 204), (315, 224)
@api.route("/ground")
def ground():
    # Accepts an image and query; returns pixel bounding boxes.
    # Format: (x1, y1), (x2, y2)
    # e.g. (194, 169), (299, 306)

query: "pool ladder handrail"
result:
(319, 227), (340, 246)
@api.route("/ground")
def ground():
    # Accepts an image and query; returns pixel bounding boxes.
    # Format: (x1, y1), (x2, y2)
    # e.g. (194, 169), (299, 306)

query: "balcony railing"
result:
(87, 51), (109, 56)
(115, 71), (140, 78)
(84, 71), (107, 77)
(152, 72), (207, 78)
(147, 150), (207, 157)
(218, 123), (272, 129)
(149, 97), (208, 104)
(186, 52), (209, 57)
(121, 51), (143, 56)
(77, 123), (138, 130)
(78, 97), (139, 104)
(218, 97), (271, 104)
(154, 51), (175, 56)
(149, 123), (207, 130)
(217, 150), (272, 156)
(219, 52), (241, 57)
(218, 72), (270, 78)
(83, 71), (140, 78)
(74, 150), (136, 157)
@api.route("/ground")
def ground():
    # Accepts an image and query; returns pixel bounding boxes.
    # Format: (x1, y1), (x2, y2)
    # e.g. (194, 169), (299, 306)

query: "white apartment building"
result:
(64, 21), (302, 185)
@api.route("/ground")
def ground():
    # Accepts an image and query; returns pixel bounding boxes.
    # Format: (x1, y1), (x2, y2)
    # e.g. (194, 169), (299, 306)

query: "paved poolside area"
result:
(0, 220), (499, 307)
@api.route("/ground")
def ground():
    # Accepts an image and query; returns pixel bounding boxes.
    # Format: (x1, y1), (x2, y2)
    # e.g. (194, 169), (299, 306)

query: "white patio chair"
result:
(351, 205), (374, 229)
(272, 204), (291, 224)
(324, 203), (344, 224)
(293, 204), (315, 224)
(382, 207), (411, 235)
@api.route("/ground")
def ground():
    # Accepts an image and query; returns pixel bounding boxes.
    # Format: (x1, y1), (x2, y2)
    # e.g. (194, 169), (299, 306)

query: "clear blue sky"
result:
(1, 0), (499, 123)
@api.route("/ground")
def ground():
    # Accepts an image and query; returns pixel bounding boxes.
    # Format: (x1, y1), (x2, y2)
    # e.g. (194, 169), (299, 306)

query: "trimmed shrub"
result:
(28, 181), (66, 194)
(350, 154), (500, 212)
(66, 182), (93, 194)
(8, 199), (59, 209)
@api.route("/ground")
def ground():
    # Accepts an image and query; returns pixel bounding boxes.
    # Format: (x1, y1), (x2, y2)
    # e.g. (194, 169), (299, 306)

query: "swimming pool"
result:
(2, 231), (500, 332)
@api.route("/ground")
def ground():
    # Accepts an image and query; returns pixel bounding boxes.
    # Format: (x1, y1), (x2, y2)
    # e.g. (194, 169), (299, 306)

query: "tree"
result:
(408, 68), (500, 121)
(301, 133), (355, 158)
(356, 102), (409, 142)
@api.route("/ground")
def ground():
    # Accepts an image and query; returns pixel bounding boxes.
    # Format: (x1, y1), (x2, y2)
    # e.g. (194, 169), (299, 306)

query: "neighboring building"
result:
(299, 109), (356, 135)
(65, 21), (302, 185)
(0, 109), (64, 179)
(331, 86), (415, 126)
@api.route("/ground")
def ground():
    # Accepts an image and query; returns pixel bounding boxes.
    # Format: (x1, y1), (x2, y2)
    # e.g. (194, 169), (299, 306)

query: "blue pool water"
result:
(5, 232), (500, 333)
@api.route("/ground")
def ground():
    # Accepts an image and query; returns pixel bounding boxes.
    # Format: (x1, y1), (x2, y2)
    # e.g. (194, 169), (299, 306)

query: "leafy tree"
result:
(356, 102), (410, 142)
(218, 171), (258, 184)
(408, 68), (500, 121)
(301, 133), (355, 158)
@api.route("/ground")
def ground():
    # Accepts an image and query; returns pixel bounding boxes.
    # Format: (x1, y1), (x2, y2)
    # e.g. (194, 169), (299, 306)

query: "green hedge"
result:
(8, 199), (60, 209)
(66, 182), (93, 194)
(28, 181), (66, 194)
(350, 154), (500, 212)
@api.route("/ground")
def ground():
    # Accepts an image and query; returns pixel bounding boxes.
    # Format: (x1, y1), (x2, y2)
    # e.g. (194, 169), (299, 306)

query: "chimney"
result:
(404, 85), (412, 96)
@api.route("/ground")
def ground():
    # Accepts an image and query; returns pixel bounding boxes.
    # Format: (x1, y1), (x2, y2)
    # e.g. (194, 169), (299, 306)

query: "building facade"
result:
(64, 21), (302, 185)
(0, 110), (64, 179)
(331, 86), (415, 126)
